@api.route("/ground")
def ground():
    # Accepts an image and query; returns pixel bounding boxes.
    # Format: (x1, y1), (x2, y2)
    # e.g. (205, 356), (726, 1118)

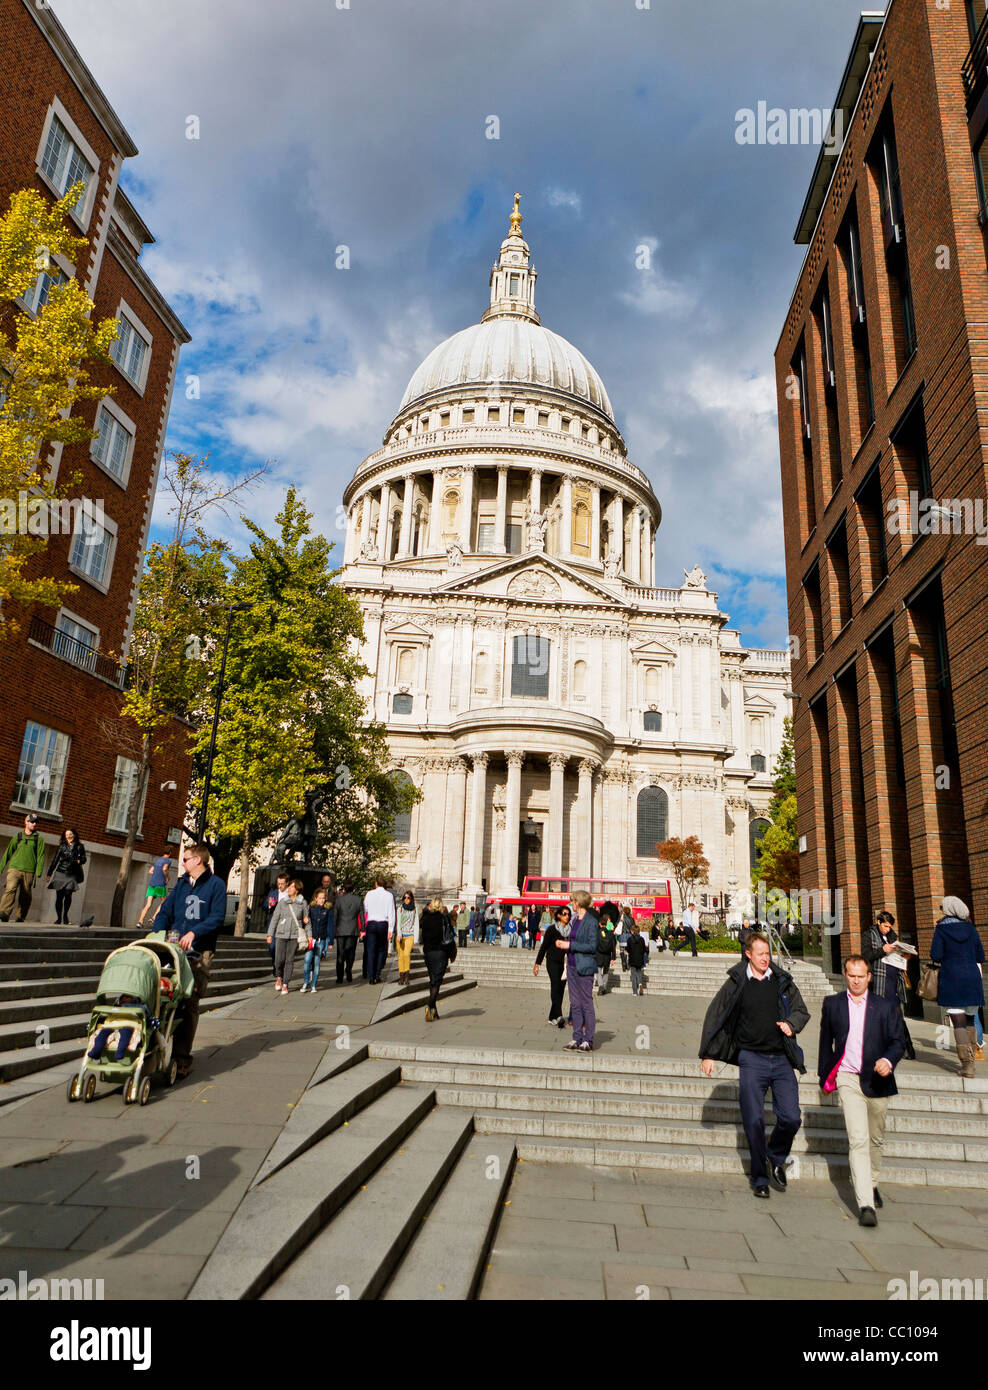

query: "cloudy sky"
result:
(55, 0), (874, 647)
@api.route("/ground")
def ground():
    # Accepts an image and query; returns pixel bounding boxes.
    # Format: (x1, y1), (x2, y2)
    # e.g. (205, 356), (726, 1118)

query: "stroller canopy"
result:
(95, 947), (161, 1009)
(140, 935), (195, 999)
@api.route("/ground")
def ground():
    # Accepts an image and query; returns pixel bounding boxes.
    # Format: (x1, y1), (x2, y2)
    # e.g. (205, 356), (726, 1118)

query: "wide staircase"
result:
(0, 927), (273, 1087)
(187, 1034), (988, 1300)
(455, 944), (836, 1004)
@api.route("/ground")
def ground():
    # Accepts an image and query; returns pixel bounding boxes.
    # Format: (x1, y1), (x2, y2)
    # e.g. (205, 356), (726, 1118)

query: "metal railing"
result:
(963, 8), (988, 107)
(28, 614), (127, 687)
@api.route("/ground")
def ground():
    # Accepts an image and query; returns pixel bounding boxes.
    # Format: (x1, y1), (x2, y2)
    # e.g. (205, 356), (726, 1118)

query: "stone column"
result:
(441, 757), (468, 891)
(577, 758), (597, 876)
(547, 753), (567, 876)
(378, 480), (392, 560)
(630, 506), (642, 583)
(358, 490), (373, 551)
(561, 475), (573, 559)
(398, 474), (414, 557)
(642, 513), (652, 584)
(529, 467), (542, 515)
(460, 466), (475, 552)
(495, 466), (508, 554)
(466, 752), (489, 892)
(611, 495), (625, 571)
(427, 470), (442, 552)
(591, 484), (601, 565)
(592, 772), (603, 874)
(501, 750), (524, 893)
(344, 504), (357, 563)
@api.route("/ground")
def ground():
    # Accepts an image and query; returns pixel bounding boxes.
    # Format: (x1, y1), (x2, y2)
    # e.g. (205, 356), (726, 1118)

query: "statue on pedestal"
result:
(527, 508), (548, 552)
(271, 789), (328, 867)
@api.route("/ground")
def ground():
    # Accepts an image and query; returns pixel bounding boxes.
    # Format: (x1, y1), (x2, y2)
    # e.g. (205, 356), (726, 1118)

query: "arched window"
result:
(411, 509), (422, 555)
(643, 711), (662, 732)
(636, 787), (668, 857)
(442, 489), (460, 538)
(512, 635), (550, 698)
(392, 693), (413, 715)
(572, 501), (591, 557)
(644, 667), (660, 702)
(751, 754), (767, 774)
(473, 650), (489, 692)
(389, 770), (414, 843)
(389, 511), (401, 561)
(750, 817), (771, 872)
(573, 660), (587, 698)
(396, 648), (414, 684)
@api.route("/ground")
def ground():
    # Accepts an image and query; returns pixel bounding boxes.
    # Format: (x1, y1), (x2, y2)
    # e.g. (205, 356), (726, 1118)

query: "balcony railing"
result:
(29, 614), (128, 688)
(963, 9), (988, 109)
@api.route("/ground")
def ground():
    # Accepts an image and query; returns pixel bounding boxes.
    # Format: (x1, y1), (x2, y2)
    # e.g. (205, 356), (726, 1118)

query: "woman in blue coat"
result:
(930, 896), (985, 1078)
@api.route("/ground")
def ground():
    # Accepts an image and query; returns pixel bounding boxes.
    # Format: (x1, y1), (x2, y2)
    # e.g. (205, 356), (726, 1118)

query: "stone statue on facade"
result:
(604, 543), (622, 578)
(270, 789), (329, 867)
(683, 564), (706, 589)
(359, 540), (379, 562)
(446, 542), (463, 569)
(527, 508), (548, 552)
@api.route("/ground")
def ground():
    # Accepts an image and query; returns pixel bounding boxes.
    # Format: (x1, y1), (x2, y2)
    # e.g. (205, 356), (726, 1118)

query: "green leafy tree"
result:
(751, 716), (799, 906)
(0, 185), (119, 635)
(656, 835), (710, 912)
(103, 452), (263, 927)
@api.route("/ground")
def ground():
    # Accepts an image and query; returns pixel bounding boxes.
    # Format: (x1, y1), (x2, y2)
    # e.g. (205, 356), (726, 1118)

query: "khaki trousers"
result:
(836, 1070), (888, 1211)
(396, 936), (413, 973)
(0, 869), (34, 921)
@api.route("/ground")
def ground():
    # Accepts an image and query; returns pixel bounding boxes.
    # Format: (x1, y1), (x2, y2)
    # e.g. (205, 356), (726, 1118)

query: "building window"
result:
(39, 114), (94, 203)
(392, 693), (413, 715)
(389, 769), (414, 843)
(14, 721), (70, 813)
(440, 411), (449, 426)
(52, 612), (99, 673)
(975, 132), (988, 223)
(643, 710), (662, 732)
(505, 522), (522, 554)
(803, 562), (824, 663)
(538, 411), (549, 427)
(509, 274), (519, 294)
(511, 635), (551, 698)
(751, 753), (767, 773)
(487, 406), (500, 423)
(110, 308), (151, 389)
(854, 462), (889, 593)
(512, 407), (525, 424)
(477, 521), (495, 553)
(69, 514), (115, 589)
(462, 407), (474, 423)
(91, 404), (133, 483)
(21, 266), (67, 316)
(107, 756), (147, 833)
(826, 517), (853, 633)
(636, 786), (669, 857)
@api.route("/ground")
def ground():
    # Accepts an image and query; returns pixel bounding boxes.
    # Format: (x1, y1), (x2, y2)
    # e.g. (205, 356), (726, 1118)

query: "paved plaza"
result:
(1, 947), (986, 1301)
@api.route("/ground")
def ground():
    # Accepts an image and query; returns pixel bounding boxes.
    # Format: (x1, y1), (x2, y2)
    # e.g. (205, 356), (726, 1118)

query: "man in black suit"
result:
(818, 954), (906, 1228)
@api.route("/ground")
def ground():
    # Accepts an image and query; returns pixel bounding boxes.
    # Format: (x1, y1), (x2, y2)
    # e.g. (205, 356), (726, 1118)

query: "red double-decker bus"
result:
(488, 876), (673, 920)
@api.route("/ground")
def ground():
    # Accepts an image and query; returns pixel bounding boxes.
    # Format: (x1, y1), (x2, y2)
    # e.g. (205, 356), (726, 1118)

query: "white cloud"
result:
(544, 186), (583, 213)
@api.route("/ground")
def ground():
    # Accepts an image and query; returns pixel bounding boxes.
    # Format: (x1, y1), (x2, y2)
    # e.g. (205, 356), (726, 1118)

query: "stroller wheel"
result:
(123, 1077), (136, 1104)
(67, 1075), (81, 1103)
(164, 1059), (178, 1088)
(82, 1074), (97, 1103)
(138, 1076), (152, 1106)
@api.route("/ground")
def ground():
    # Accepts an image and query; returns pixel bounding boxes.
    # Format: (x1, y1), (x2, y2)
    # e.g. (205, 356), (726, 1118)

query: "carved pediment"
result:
(630, 639), (677, 664)
(434, 553), (627, 607)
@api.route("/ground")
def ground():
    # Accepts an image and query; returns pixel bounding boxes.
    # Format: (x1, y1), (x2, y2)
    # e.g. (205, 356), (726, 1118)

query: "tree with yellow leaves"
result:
(0, 183), (119, 638)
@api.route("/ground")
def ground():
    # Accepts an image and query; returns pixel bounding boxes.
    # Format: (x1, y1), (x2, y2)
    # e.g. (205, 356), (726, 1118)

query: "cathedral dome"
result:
(398, 317), (614, 421)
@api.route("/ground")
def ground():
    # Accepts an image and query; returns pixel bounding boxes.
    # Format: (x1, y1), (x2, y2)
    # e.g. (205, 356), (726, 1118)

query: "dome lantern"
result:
(482, 192), (540, 326)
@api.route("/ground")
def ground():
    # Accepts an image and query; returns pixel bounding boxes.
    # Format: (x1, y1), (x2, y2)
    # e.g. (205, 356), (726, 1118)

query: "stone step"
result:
(261, 1106), (475, 1300)
(370, 976), (478, 1025)
(470, 1113), (988, 1187)
(188, 1082), (438, 1300)
(397, 1068), (988, 1138)
(0, 969), (273, 1026)
(0, 959), (272, 983)
(381, 1135), (516, 1301)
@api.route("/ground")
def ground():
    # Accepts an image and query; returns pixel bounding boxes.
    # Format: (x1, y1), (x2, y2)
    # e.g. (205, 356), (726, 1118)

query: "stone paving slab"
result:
(0, 1245), (207, 1301)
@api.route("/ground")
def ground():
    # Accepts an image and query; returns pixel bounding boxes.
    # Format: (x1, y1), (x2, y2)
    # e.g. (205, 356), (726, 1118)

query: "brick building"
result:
(0, 0), (191, 922)
(775, 0), (988, 970)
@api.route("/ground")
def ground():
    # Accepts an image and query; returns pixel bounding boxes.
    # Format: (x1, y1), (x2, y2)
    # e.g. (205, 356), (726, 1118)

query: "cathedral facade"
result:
(341, 198), (789, 913)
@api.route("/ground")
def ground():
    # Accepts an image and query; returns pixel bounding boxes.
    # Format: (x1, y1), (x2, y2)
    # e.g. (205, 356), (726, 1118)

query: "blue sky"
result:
(55, 0), (877, 647)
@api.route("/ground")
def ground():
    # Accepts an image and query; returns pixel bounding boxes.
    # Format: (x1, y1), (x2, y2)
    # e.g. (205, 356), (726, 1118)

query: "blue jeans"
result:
(486, 924), (496, 944)
(737, 1049), (802, 1187)
(303, 946), (322, 988)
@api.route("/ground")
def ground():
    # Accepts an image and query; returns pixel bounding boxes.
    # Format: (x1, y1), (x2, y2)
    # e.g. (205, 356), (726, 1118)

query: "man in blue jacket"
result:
(556, 890), (600, 1052)
(818, 954), (906, 1228)
(155, 843), (225, 1079)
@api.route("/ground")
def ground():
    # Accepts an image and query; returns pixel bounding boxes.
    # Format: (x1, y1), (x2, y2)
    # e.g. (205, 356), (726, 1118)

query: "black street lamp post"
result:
(197, 602), (251, 843)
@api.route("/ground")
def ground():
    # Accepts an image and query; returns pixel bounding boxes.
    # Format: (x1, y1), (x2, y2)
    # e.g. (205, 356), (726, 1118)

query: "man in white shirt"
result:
(680, 901), (699, 957)
(818, 954), (906, 1227)
(363, 877), (396, 985)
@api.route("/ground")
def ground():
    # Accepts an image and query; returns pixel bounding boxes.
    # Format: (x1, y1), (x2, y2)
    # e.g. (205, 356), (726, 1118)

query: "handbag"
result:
(442, 917), (457, 963)
(918, 962), (940, 1002)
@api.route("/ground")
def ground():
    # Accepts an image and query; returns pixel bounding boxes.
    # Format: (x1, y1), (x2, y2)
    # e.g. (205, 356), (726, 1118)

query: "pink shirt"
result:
(838, 990), (868, 1076)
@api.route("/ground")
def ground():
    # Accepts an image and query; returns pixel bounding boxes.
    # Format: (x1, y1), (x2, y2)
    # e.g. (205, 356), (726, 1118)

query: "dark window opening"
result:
(636, 787), (669, 857)
(803, 563), (824, 664)
(511, 635), (551, 698)
(826, 519), (853, 634)
(643, 711), (662, 732)
(855, 463), (889, 594)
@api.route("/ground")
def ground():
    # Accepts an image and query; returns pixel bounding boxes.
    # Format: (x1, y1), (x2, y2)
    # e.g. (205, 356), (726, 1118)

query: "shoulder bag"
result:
(918, 961), (940, 1002)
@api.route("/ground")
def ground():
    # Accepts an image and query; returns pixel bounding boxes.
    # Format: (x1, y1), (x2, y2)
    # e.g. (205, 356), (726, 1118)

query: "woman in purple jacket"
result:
(555, 891), (600, 1052)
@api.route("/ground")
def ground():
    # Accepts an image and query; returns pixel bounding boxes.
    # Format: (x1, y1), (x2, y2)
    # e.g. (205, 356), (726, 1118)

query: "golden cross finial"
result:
(509, 191), (522, 235)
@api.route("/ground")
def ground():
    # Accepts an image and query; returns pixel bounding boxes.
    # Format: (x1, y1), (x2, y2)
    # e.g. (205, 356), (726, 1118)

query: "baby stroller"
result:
(67, 932), (195, 1105)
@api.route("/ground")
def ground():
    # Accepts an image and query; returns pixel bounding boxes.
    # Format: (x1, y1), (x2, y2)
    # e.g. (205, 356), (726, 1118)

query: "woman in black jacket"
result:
(862, 910), (915, 1060)
(419, 897), (449, 1022)
(46, 829), (86, 925)
(533, 905), (571, 1027)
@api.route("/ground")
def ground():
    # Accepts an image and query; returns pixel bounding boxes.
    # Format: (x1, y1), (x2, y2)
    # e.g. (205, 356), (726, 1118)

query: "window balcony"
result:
(28, 614), (128, 688)
(962, 9), (988, 112)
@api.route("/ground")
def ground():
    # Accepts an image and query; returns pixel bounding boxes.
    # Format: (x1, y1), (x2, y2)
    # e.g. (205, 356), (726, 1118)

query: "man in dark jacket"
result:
(334, 883), (364, 984)
(818, 954), (905, 1227)
(700, 932), (810, 1198)
(155, 843), (226, 1079)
